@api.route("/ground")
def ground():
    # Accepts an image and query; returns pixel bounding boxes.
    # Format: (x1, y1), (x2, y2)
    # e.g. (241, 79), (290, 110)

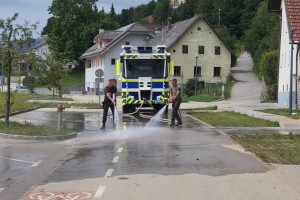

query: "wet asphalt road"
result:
(0, 110), (268, 200)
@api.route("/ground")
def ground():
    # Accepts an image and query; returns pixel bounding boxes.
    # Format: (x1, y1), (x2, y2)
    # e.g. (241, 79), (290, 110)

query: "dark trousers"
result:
(171, 99), (182, 124)
(102, 102), (115, 125)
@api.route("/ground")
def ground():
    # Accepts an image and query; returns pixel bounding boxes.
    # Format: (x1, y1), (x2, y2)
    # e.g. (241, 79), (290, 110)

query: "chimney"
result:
(99, 29), (104, 34)
(167, 17), (172, 30)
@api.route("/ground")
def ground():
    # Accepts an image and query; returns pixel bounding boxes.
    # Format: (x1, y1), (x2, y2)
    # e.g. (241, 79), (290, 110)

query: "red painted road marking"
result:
(24, 191), (94, 200)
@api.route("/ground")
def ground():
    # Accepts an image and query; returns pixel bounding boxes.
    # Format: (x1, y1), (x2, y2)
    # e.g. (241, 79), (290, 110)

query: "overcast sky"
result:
(0, 0), (151, 36)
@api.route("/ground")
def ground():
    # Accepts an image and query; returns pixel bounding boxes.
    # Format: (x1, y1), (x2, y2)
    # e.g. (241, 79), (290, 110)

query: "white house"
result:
(18, 36), (49, 72)
(79, 23), (153, 93)
(148, 15), (236, 84)
(269, 0), (300, 108)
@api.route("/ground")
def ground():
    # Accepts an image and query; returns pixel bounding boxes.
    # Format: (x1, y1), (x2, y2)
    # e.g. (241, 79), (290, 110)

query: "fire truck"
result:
(116, 45), (174, 114)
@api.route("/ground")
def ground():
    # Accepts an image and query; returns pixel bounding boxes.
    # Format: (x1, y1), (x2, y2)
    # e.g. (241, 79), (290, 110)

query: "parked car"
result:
(16, 86), (29, 93)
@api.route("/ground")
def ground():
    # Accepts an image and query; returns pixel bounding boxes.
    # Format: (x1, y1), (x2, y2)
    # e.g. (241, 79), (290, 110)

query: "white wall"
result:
(85, 34), (149, 92)
(278, 0), (298, 107)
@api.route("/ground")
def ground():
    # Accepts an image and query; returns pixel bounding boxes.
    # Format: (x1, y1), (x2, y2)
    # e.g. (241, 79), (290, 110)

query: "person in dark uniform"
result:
(169, 78), (182, 127)
(101, 79), (117, 129)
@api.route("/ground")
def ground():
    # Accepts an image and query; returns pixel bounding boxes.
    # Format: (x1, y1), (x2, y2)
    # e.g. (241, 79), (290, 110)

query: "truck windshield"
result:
(125, 59), (165, 78)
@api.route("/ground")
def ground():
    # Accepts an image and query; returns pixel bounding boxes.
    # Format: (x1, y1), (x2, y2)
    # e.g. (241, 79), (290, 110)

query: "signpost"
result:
(95, 69), (104, 105)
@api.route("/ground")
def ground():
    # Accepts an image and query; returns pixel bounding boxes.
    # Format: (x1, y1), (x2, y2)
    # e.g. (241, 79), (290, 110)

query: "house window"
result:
(91, 59), (96, 68)
(214, 67), (221, 77)
(125, 41), (130, 45)
(20, 63), (27, 71)
(182, 45), (188, 54)
(111, 58), (116, 65)
(174, 66), (181, 76)
(194, 66), (201, 76)
(198, 46), (204, 54)
(215, 46), (221, 55)
(87, 60), (91, 68)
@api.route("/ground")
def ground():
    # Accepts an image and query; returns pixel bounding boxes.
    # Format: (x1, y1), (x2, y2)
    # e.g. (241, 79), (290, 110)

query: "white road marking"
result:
(112, 156), (119, 163)
(31, 160), (43, 167)
(105, 169), (114, 177)
(94, 186), (106, 198)
(117, 147), (123, 153)
(1, 157), (35, 164)
(0, 157), (43, 168)
(0, 188), (4, 193)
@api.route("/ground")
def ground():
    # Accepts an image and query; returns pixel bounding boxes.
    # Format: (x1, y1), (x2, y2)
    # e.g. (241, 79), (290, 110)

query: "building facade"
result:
(148, 15), (235, 85)
(80, 23), (153, 93)
(269, 0), (300, 108)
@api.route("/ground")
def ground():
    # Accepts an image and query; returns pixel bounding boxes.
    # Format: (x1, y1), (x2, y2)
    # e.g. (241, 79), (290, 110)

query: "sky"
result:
(0, 0), (151, 37)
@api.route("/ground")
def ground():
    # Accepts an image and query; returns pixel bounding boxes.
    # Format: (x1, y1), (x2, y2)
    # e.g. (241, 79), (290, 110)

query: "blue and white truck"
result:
(116, 45), (174, 114)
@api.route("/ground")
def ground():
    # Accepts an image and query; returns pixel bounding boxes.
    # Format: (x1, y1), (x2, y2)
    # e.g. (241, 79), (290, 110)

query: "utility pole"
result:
(289, 29), (294, 115)
(218, 9), (221, 28)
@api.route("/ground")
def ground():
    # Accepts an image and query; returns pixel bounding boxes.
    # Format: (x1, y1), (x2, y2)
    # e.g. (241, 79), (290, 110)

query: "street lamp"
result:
(195, 55), (198, 96)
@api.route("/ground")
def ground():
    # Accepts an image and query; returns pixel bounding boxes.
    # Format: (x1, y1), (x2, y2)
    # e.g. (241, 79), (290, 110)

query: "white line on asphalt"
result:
(1, 157), (35, 164)
(112, 156), (119, 163)
(117, 147), (123, 153)
(105, 169), (114, 177)
(0, 188), (4, 193)
(94, 186), (106, 199)
(31, 160), (43, 167)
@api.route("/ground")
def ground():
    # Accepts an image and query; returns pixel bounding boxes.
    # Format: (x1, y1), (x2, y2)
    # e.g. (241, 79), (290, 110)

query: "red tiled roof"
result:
(286, 0), (300, 41)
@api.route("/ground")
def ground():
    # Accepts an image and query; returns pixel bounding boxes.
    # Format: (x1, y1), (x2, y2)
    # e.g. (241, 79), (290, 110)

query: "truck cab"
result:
(116, 45), (174, 114)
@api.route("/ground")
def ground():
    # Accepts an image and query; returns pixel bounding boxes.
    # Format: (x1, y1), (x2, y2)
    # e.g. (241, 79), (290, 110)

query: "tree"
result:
(153, 0), (170, 24)
(42, 53), (69, 97)
(0, 13), (36, 125)
(110, 4), (116, 20)
(45, 0), (111, 63)
(22, 53), (48, 93)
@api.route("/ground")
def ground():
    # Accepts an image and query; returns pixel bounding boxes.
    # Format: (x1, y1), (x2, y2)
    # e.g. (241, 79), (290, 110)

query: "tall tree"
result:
(0, 13), (36, 125)
(243, 0), (280, 64)
(45, 0), (117, 64)
(110, 4), (116, 20)
(153, 0), (170, 24)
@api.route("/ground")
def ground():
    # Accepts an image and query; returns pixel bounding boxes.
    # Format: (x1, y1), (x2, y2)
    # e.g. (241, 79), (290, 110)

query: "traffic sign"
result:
(95, 69), (104, 77)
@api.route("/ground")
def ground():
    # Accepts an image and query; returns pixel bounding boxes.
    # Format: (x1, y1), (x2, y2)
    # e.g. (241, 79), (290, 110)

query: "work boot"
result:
(170, 123), (175, 127)
(100, 125), (105, 130)
(176, 121), (182, 126)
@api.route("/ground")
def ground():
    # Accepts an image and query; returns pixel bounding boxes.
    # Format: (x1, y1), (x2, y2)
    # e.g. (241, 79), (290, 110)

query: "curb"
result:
(0, 132), (77, 141)
(0, 107), (40, 118)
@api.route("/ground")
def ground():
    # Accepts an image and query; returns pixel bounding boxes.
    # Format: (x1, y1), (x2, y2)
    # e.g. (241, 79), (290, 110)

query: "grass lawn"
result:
(0, 121), (73, 136)
(231, 134), (300, 164)
(188, 111), (279, 127)
(0, 92), (102, 117)
(59, 70), (84, 87)
(257, 108), (300, 119)
(29, 94), (73, 101)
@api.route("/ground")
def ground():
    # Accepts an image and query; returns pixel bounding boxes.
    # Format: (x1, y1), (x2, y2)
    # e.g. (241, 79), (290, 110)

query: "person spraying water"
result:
(100, 79), (117, 130)
(168, 78), (182, 127)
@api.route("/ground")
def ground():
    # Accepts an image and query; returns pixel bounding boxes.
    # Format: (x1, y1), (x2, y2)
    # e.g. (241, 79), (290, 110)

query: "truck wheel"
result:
(123, 105), (130, 114)
(122, 105), (136, 114)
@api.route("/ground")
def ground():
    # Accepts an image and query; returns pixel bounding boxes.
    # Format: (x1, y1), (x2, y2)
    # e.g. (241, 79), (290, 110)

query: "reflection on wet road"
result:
(11, 109), (207, 133)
